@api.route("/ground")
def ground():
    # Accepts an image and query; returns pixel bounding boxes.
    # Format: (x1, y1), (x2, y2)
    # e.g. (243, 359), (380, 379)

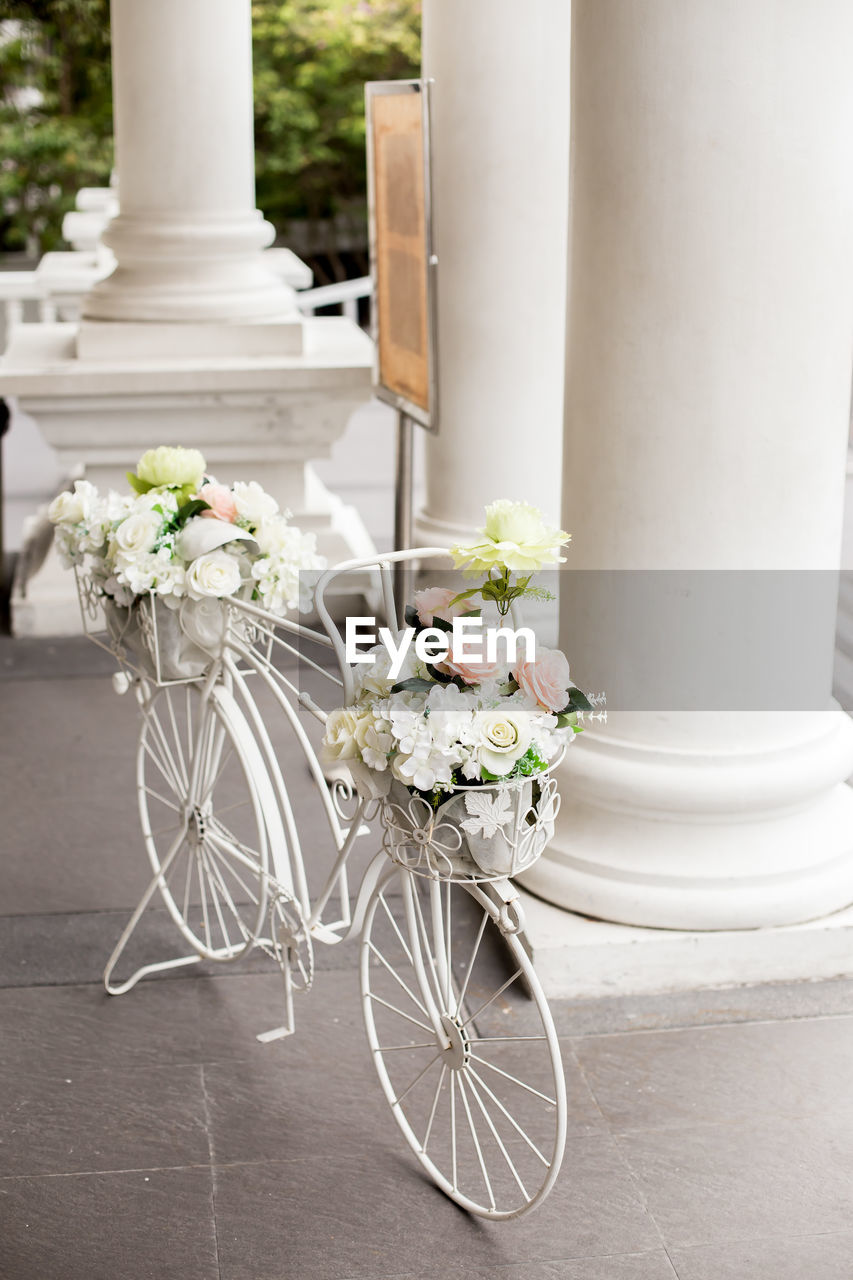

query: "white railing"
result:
(0, 270), (373, 336)
(295, 275), (372, 324)
(0, 271), (56, 331)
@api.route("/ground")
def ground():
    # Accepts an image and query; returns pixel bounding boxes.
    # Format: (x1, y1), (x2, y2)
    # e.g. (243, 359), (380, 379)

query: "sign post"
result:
(365, 78), (438, 618)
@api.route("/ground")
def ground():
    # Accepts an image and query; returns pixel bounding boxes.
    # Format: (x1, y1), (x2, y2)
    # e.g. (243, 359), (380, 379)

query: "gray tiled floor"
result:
(3, 641), (853, 1278)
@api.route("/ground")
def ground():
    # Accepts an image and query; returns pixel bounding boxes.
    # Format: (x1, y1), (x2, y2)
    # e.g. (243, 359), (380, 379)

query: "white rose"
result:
(48, 488), (86, 525)
(321, 705), (362, 762)
(474, 708), (532, 777)
(185, 550), (243, 599)
(114, 511), (162, 556)
(232, 481), (280, 526)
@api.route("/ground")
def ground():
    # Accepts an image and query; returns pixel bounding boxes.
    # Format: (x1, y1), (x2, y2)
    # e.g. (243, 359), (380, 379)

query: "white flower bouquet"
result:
(50, 445), (323, 681)
(322, 500), (593, 880)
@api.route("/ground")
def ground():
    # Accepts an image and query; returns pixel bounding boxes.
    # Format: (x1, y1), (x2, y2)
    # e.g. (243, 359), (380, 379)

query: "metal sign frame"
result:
(365, 78), (439, 433)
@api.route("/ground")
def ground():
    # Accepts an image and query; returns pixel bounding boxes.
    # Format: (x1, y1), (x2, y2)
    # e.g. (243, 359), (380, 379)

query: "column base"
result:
(518, 887), (853, 1000)
(520, 716), (853, 930)
(76, 317), (303, 360)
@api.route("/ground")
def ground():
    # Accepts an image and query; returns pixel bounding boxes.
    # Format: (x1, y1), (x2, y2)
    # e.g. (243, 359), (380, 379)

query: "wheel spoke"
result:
(204, 827), (263, 900)
(410, 879), (444, 1010)
(465, 1070), (531, 1202)
(392, 1052), (442, 1107)
(461, 969), (524, 1029)
(185, 685), (193, 761)
(201, 743), (234, 808)
(365, 991), (434, 1034)
(142, 784), (181, 814)
(467, 1066), (550, 1166)
(379, 891), (414, 965)
(455, 908), (488, 1017)
(202, 841), (254, 933)
(450, 1074), (458, 1191)
(468, 1054), (557, 1108)
(458, 1076), (495, 1211)
(422, 1063), (447, 1154)
(376, 1042), (435, 1053)
(468, 1036), (547, 1045)
(148, 706), (188, 796)
(142, 735), (183, 796)
(445, 880), (453, 1009)
(149, 822), (180, 839)
(366, 939), (431, 1018)
(164, 690), (189, 789)
(199, 845), (234, 951)
(181, 845), (194, 919)
(197, 850), (212, 941)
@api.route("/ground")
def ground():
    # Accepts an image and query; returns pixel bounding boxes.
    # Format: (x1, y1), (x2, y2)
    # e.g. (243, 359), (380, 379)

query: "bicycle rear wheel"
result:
(137, 682), (271, 959)
(360, 868), (567, 1219)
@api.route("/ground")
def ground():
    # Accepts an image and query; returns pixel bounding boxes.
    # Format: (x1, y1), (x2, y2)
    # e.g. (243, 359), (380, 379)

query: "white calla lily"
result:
(175, 516), (256, 562)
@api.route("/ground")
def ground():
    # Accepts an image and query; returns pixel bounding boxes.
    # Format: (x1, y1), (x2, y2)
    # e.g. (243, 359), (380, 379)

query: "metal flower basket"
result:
(379, 759), (562, 883)
(74, 569), (241, 686)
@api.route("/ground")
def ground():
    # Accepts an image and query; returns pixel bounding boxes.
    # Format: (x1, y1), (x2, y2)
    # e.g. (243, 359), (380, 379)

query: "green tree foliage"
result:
(0, 0), (420, 256)
(252, 0), (421, 228)
(0, 1), (113, 253)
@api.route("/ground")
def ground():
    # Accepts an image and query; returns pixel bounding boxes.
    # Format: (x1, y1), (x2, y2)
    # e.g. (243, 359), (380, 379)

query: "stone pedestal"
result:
(4, 318), (374, 636)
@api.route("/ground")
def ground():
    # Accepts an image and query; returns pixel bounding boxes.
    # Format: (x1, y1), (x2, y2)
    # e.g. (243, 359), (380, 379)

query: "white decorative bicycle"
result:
(80, 549), (568, 1220)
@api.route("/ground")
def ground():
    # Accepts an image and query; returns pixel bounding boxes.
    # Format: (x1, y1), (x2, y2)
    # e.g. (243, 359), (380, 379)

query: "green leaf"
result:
(555, 709), (579, 730)
(567, 687), (593, 713)
(447, 587), (481, 608)
(429, 614), (454, 634)
(176, 498), (212, 523)
(389, 677), (434, 694)
(126, 472), (154, 495)
(404, 604), (420, 629)
(425, 662), (453, 685)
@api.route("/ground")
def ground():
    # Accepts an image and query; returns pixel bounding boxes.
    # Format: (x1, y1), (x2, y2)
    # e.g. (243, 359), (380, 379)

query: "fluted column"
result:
(414, 0), (569, 548)
(521, 0), (853, 929)
(82, 0), (296, 327)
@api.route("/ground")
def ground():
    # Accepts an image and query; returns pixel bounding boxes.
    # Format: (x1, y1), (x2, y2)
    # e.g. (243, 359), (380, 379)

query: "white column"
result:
(414, 0), (569, 549)
(521, 0), (853, 929)
(82, 0), (296, 328)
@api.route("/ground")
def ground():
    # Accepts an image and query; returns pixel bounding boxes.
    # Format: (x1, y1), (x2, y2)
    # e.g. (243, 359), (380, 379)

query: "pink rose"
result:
(413, 586), (470, 628)
(514, 647), (571, 713)
(198, 483), (238, 523)
(438, 638), (500, 686)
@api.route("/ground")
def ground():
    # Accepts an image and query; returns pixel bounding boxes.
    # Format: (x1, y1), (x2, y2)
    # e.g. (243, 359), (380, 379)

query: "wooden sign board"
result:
(365, 79), (437, 431)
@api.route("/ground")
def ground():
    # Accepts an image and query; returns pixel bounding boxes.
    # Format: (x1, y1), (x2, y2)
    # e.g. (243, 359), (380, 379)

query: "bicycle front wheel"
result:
(360, 869), (567, 1219)
(137, 681), (271, 960)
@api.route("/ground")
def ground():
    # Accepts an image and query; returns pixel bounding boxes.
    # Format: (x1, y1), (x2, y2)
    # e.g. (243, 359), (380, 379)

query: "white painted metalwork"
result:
(80, 547), (567, 1218)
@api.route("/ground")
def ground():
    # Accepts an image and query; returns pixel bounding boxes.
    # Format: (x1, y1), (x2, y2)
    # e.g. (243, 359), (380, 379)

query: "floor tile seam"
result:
(563, 1039), (609, 1134)
(607, 1109), (853, 1138)
(199, 1063), (224, 1280)
(559, 1007), (853, 1042)
(573, 1051), (670, 1255)
(660, 1226), (853, 1255)
(0, 908), (156, 920)
(350, 1249), (685, 1280)
(2, 1059), (226, 1080)
(0, 1161), (213, 1182)
(0, 672), (117, 683)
